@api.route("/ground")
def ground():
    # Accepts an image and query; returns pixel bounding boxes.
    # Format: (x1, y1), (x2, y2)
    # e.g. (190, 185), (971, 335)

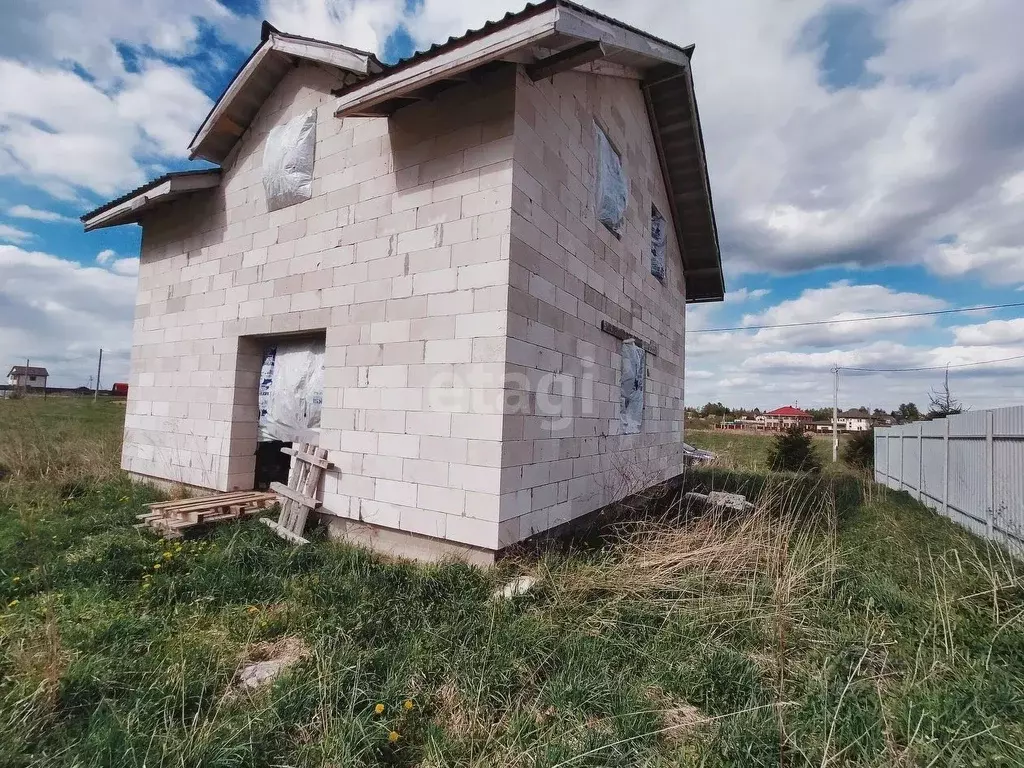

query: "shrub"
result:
(843, 429), (875, 470)
(765, 427), (821, 473)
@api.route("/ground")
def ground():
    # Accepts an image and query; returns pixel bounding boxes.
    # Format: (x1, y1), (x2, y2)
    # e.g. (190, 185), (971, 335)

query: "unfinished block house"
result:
(82, 0), (724, 562)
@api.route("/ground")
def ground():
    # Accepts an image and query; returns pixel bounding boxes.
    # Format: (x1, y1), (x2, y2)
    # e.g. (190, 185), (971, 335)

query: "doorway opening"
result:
(248, 332), (325, 491)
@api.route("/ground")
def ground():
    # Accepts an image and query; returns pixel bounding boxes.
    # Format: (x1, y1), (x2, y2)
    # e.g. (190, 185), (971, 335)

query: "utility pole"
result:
(831, 365), (840, 462)
(94, 348), (103, 403)
(25, 357), (30, 397)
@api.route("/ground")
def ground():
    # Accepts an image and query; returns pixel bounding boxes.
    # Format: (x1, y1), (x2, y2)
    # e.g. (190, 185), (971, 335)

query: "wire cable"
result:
(842, 353), (1024, 373)
(688, 300), (1024, 334)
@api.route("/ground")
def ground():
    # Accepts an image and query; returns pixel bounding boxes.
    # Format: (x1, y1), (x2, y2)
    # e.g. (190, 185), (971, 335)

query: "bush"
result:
(765, 427), (821, 473)
(843, 429), (875, 470)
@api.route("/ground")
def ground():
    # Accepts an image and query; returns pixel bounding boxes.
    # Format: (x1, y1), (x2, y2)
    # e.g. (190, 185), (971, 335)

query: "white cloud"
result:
(952, 318), (1024, 347)
(737, 281), (946, 347)
(96, 249), (117, 265)
(686, 281), (1023, 410)
(264, 0), (405, 52)
(110, 257), (140, 276)
(0, 58), (213, 198)
(727, 287), (771, 303)
(0, 245), (135, 387)
(7, 205), (75, 223)
(0, 224), (34, 244)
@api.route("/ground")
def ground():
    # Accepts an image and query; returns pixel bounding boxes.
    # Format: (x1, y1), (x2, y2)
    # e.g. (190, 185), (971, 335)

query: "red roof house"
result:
(759, 406), (813, 430)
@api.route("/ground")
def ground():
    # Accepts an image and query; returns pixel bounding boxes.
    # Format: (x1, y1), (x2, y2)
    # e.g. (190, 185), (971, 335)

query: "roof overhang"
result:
(330, 0), (723, 303)
(188, 22), (382, 164)
(81, 170), (221, 231)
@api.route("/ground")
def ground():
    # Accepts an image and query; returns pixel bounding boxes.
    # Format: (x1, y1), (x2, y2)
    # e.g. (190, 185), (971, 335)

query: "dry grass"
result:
(0, 398), (123, 490)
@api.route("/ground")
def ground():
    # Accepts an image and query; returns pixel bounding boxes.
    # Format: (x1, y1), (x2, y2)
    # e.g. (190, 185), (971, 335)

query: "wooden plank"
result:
(260, 517), (310, 545)
(599, 319), (659, 356)
(526, 41), (605, 81)
(271, 482), (321, 510)
(145, 491), (262, 510)
(280, 446), (333, 469)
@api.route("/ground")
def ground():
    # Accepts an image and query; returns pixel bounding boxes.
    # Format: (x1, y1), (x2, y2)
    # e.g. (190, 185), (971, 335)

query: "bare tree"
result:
(927, 366), (964, 419)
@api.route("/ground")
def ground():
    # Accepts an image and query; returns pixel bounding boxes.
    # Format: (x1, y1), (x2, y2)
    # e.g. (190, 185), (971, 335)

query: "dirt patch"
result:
(227, 636), (310, 695)
(645, 686), (708, 745)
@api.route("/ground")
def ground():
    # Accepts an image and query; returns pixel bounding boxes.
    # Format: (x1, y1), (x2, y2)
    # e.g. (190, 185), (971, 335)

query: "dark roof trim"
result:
(80, 170), (219, 222)
(259, 21), (378, 58)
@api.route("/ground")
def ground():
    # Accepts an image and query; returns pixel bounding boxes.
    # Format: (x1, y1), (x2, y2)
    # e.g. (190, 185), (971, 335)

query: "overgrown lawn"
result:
(1, 399), (1021, 767)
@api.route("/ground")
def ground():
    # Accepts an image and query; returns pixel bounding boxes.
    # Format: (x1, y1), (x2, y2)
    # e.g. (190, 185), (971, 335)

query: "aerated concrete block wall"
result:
(124, 61), (687, 558)
(495, 67), (687, 546)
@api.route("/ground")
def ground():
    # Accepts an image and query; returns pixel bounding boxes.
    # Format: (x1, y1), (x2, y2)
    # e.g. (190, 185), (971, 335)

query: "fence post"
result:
(917, 422), (924, 501)
(898, 430), (905, 491)
(942, 417), (950, 519)
(985, 410), (994, 539)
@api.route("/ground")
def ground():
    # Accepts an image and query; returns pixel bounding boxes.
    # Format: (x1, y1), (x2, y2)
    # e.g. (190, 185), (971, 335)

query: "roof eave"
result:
(81, 171), (221, 231)
(332, 0), (692, 118)
(188, 25), (378, 164)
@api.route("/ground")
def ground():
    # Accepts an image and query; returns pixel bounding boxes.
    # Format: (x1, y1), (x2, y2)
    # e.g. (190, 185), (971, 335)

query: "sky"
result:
(1, 0), (1022, 412)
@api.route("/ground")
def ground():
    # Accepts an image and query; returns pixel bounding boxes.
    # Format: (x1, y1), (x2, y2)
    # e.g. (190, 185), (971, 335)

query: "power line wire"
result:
(842, 353), (1024, 373)
(688, 300), (1024, 334)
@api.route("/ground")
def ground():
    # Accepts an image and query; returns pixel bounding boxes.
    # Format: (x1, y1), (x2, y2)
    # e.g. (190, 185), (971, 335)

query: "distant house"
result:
(760, 406), (813, 431)
(7, 365), (49, 389)
(839, 408), (887, 432)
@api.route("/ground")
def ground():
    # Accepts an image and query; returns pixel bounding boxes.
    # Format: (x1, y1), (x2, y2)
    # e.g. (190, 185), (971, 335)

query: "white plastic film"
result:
(258, 338), (324, 443)
(262, 110), (317, 212)
(595, 124), (628, 236)
(619, 340), (645, 435)
(650, 207), (667, 281)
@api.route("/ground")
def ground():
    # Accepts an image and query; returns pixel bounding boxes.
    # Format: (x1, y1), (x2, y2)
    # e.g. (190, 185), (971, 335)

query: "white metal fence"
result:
(875, 406), (1024, 552)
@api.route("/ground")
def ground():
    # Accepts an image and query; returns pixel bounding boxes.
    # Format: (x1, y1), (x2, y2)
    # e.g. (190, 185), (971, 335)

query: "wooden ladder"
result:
(261, 442), (331, 545)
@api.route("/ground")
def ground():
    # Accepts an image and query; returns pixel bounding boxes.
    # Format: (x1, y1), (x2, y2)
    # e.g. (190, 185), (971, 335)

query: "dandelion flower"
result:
(163, 552), (172, 560)
(11, 576), (20, 584)
(388, 731), (400, 743)
(142, 583), (151, 590)
(374, 703), (385, 715)
(403, 699), (414, 711)
(153, 564), (161, 570)
(8, 600), (19, 607)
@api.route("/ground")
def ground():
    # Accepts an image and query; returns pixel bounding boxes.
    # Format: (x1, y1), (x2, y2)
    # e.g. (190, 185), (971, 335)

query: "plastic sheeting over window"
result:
(262, 110), (317, 212)
(595, 124), (628, 236)
(619, 340), (645, 435)
(650, 206), (667, 282)
(258, 337), (324, 444)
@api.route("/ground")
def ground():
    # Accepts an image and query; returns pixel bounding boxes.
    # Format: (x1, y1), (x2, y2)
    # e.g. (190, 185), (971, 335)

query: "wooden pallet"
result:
(261, 442), (331, 545)
(136, 491), (279, 538)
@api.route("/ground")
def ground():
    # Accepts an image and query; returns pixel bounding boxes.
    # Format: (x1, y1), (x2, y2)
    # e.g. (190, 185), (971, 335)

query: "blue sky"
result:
(1, 0), (1022, 411)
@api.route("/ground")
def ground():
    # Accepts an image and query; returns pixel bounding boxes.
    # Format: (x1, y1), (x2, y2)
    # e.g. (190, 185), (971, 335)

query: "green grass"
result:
(1, 400), (1022, 767)
(686, 429), (850, 472)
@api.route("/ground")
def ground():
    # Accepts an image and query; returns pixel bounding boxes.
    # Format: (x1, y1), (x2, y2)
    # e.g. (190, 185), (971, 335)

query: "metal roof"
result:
(8, 366), (48, 377)
(766, 406), (812, 417)
(367, 0), (693, 84)
(80, 170), (218, 222)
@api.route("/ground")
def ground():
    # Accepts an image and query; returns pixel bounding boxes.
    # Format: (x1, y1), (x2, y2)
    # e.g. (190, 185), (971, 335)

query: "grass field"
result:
(685, 429), (850, 472)
(1, 399), (1022, 767)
